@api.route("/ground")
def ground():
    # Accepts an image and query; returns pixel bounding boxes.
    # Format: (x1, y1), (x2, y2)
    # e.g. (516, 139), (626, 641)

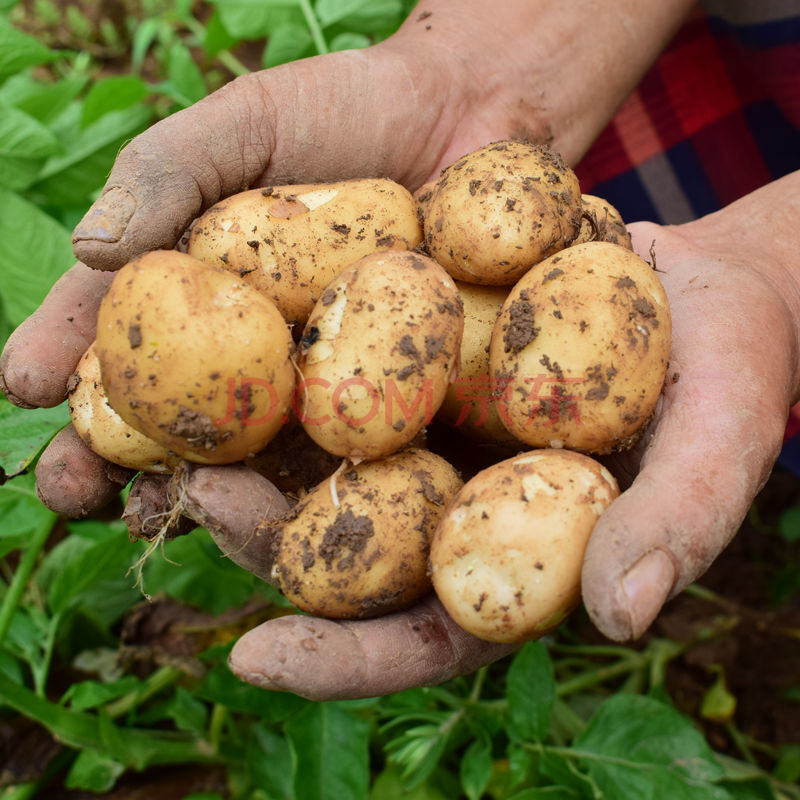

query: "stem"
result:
(208, 703), (227, 753)
(555, 656), (644, 697)
(725, 723), (758, 766)
(0, 511), (57, 645)
(298, 0), (329, 55)
(32, 611), (63, 697)
(105, 666), (183, 719)
(216, 50), (250, 77)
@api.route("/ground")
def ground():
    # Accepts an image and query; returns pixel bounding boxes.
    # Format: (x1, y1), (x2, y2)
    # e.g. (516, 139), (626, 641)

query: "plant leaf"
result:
(81, 76), (150, 127)
(460, 737), (493, 800)
(262, 23), (313, 67)
(65, 748), (126, 793)
(0, 399), (69, 480)
(286, 702), (370, 800)
(248, 721), (294, 800)
(0, 22), (62, 85)
(506, 641), (556, 742)
(0, 104), (61, 190)
(0, 188), (72, 329)
(165, 41), (207, 107)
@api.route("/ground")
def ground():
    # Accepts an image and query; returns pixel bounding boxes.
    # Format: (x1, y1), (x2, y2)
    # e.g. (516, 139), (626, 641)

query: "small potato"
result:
(297, 250), (463, 461)
(436, 282), (520, 446)
(489, 242), (671, 454)
(96, 251), (295, 464)
(424, 140), (582, 285)
(187, 180), (422, 330)
(272, 449), (463, 619)
(68, 343), (179, 473)
(572, 194), (632, 249)
(431, 449), (619, 643)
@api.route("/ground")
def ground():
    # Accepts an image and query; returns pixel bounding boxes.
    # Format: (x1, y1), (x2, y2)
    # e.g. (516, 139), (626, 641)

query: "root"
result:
(328, 459), (349, 509)
(218, 495), (276, 560)
(127, 467), (190, 600)
(289, 353), (308, 421)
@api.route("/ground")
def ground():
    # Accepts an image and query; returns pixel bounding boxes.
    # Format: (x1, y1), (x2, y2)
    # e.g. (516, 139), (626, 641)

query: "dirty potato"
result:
(572, 194), (632, 249)
(68, 342), (179, 473)
(187, 180), (422, 330)
(95, 251), (295, 464)
(424, 140), (582, 285)
(431, 449), (619, 643)
(296, 250), (463, 461)
(272, 449), (462, 619)
(489, 242), (670, 453)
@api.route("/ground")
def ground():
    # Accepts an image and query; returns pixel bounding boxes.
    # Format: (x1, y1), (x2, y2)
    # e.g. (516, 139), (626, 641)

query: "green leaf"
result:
(506, 641), (556, 742)
(0, 73), (87, 124)
(329, 32), (371, 51)
(81, 76), (150, 127)
(0, 187), (72, 328)
(203, 9), (239, 56)
(248, 721), (294, 800)
(0, 104), (62, 190)
(165, 41), (207, 107)
(212, 0), (303, 40)
(370, 765), (449, 800)
(460, 738), (493, 800)
(65, 748), (125, 793)
(0, 22), (62, 85)
(572, 694), (728, 799)
(141, 528), (259, 615)
(507, 789), (579, 800)
(165, 686), (208, 735)
(777, 506), (800, 543)
(262, 23), (313, 67)
(775, 744), (800, 783)
(700, 670), (737, 723)
(63, 676), (141, 711)
(286, 702), (370, 800)
(0, 399), (69, 480)
(318, 0), (403, 33)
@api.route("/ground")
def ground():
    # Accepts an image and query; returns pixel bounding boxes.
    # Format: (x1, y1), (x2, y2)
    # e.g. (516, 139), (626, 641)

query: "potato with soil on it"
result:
(68, 342), (180, 474)
(95, 250), (295, 465)
(296, 250), (463, 461)
(423, 140), (582, 285)
(186, 179), (423, 331)
(489, 241), (671, 454)
(272, 449), (463, 619)
(430, 449), (619, 643)
(571, 194), (632, 249)
(435, 282), (520, 446)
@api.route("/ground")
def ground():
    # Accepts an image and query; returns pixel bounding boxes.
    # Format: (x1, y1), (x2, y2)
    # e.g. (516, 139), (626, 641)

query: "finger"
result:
(71, 52), (442, 271)
(35, 425), (132, 517)
(229, 594), (512, 700)
(582, 225), (795, 640)
(0, 264), (114, 408)
(180, 464), (290, 581)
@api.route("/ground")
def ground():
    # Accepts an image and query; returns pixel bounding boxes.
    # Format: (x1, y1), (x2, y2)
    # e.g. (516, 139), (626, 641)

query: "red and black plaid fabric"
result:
(576, 3), (800, 224)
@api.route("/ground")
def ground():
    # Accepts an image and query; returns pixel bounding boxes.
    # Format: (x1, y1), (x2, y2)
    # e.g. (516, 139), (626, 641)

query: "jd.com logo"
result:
(214, 374), (585, 428)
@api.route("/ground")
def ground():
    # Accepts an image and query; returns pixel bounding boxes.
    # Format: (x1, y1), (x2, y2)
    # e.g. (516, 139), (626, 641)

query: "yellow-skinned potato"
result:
(96, 251), (295, 464)
(572, 194), (632, 249)
(273, 449), (463, 619)
(424, 140), (582, 285)
(187, 180), (422, 330)
(297, 250), (463, 461)
(436, 282), (520, 446)
(431, 449), (619, 643)
(489, 242), (671, 454)
(68, 343), (180, 473)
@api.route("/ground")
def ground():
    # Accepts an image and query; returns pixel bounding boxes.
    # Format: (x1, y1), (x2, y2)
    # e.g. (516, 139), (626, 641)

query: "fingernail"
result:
(621, 549), (675, 639)
(72, 187), (136, 243)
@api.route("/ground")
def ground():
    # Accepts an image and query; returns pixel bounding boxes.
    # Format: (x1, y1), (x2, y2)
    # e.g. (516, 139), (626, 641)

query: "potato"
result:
(572, 194), (632, 249)
(424, 140), (582, 285)
(187, 180), (422, 330)
(96, 250), (295, 464)
(296, 250), (463, 461)
(489, 241), (670, 454)
(430, 449), (619, 643)
(68, 343), (179, 473)
(272, 449), (463, 619)
(436, 282), (520, 446)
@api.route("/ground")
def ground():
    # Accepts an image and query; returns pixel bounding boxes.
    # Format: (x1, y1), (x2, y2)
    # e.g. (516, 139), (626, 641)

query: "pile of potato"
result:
(70, 140), (671, 643)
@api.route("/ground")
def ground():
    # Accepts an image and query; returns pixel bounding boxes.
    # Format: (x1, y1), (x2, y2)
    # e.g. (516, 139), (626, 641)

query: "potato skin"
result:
(430, 449), (619, 643)
(436, 282), (520, 446)
(572, 194), (632, 249)
(96, 251), (295, 464)
(187, 180), (422, 330)
(424, 140), (582, 285)
(297, 250), (463, 461)
(68, 343), (179, 473)
(272, 449), (463, 619)
(489, 242), (671, 454)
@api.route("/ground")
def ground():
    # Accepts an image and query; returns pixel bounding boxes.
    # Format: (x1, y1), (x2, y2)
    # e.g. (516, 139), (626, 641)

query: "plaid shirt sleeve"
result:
(574, 2), (800, 467)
